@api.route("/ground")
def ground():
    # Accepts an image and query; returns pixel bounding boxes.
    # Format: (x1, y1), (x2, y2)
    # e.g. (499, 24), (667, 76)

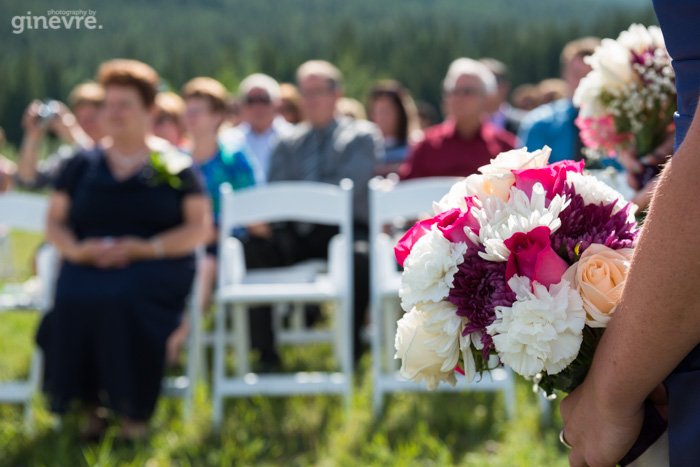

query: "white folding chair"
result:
(0, 192), (54, 426)
(368, 177), (517, 417)
(212, 180), (354, 428)
(159, 247), (205, 418)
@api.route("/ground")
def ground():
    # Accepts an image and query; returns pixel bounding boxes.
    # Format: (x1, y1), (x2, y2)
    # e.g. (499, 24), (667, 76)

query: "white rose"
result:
(421, 301), (463, 373)
(395, 309), (458, 390)
(585, 38), (635, 90)
(399, 227), (468, 312)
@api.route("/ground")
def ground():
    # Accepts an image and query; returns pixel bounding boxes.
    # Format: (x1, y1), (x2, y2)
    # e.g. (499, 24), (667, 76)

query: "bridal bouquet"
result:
(573, 24), (675, 162)
(393, 146), (640, 395)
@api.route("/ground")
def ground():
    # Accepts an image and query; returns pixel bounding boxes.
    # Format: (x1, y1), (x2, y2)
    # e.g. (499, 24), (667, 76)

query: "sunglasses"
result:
(450, 87), (483, 97)
(245, 95), (272, 105)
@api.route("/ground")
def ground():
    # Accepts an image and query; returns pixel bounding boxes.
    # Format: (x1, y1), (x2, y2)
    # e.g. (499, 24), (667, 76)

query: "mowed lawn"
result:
(0, 231), (569, 466)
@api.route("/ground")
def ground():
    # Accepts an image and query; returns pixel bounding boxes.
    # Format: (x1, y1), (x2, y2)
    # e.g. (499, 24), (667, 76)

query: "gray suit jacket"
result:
(268, 116), (383, 225)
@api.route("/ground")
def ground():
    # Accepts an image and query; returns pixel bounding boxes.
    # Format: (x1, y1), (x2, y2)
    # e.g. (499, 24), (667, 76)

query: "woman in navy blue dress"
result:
(37, 59), (210, 440)
(560, 1), (700, 466)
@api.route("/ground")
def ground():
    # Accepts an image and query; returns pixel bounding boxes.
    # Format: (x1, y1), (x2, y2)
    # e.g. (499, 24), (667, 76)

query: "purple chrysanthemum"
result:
(551, 184), (639, 264)
(448, 248), (516, 360)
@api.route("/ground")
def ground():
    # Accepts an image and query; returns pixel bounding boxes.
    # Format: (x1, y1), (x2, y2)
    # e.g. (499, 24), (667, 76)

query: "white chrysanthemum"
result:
(566, 172), (637, 221)
(486, 276), (586, 377)
(433, 147), (552, 212)
(395, 309), (458, 390)
(399, 227), (468, 312)
(476, 183), (570, 262)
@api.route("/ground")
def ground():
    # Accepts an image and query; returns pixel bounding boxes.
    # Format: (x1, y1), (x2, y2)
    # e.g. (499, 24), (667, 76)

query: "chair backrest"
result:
(368, 176), (462, 289)
(219, 179), (354, 241)
(0, 192), (49, 233)
(368, 176), (462, 241)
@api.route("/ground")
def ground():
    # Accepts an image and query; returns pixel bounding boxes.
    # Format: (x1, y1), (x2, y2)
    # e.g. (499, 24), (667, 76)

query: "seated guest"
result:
(246, 60), (382, 365)
(518, 37), (601, 162)
(16, 82), (105, 191)
(368, 80), (421, 177)
(37, 59), (210, 441)
(165, 77), (257, 363)
(511, 84), (542, 112)
(416, 100), (438, 130)
(480, 58), (527, 136)
(538, 78), (569, 105)
(399, 58), (516, 179)
(336, 97), (367, 120)
(278, 83), (303, 124)
(222, 95), (243, 129)
(219, 73), (292, 183)
(153, 91), (189, 150)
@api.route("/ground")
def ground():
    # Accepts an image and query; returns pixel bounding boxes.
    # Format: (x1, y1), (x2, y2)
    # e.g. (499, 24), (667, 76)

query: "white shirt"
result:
(220, 117), (293, 183)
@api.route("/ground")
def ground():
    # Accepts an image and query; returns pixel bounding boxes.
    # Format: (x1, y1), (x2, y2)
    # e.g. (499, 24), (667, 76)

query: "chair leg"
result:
(504, 373), (517, 420)
(24, 347), (43, 429)
(383, 300), (399, 372)
(232, 303), (250, 376)
(212, 302), (226, 428)
(342, 297), (353, 410)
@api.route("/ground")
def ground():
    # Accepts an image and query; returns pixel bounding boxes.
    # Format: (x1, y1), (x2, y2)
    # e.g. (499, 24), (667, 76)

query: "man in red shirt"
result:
(400, 58), (516, 179)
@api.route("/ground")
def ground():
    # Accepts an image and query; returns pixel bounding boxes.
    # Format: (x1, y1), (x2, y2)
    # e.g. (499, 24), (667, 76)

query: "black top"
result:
(54, 147), (203, 242)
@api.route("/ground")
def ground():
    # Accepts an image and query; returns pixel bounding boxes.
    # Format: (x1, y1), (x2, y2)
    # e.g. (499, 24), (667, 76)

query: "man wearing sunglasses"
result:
(219, 73), (292, 183)
(399, 57), (516, 180)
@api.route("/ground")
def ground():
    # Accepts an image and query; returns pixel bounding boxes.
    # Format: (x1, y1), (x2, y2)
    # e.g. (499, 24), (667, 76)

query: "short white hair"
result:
(238, 73), (281, 101)
(443, 58), (497, 95)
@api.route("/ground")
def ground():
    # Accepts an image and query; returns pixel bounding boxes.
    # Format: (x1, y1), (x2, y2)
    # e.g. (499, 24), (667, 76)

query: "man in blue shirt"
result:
(518, 37), (600, 162)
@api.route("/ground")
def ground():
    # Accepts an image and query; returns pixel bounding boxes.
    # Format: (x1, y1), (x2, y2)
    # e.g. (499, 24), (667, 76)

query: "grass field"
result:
(0, 231), (569, 466)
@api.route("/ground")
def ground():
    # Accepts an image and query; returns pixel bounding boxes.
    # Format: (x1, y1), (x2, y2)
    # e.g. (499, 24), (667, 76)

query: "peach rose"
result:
(562, 244), (634, 328)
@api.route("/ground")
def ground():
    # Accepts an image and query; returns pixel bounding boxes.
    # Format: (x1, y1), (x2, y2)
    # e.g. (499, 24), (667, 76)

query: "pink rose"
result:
(503, 226), (569, 289)
(394, 205), (478, 267)
(512, 160), (584, 199)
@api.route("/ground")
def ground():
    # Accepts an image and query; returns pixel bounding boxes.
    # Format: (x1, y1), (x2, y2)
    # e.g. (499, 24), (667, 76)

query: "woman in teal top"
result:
(165, 77), (257, 364)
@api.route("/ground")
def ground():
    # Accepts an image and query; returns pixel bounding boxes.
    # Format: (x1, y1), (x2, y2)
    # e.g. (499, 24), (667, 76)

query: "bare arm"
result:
(561, 101), (700, 466)
(17, 101), (46, 184)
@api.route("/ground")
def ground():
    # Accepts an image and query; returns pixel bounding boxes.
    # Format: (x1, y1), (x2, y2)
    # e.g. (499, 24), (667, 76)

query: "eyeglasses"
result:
(244, 95), (272, 105)
(449, 87), (484, 97)
(300, 88), (334, 99)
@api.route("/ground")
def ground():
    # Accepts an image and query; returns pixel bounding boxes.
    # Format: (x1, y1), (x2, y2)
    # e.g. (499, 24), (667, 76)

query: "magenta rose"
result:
(394, 205), (479, 267)
(511, 160), (584, 199)
(503, 226), (569, 289)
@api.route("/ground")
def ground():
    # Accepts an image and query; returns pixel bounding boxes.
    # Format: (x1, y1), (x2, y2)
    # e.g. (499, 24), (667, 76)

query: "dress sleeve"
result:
(52, 151), (91, 195)
(177, 166), (206, 196)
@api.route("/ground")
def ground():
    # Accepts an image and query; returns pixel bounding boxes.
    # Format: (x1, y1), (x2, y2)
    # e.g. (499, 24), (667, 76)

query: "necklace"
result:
(107, 147), (150, 171)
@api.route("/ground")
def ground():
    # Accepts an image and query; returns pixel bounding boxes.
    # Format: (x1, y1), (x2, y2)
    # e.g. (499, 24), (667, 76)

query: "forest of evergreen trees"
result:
(1, 0), (657, 145)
